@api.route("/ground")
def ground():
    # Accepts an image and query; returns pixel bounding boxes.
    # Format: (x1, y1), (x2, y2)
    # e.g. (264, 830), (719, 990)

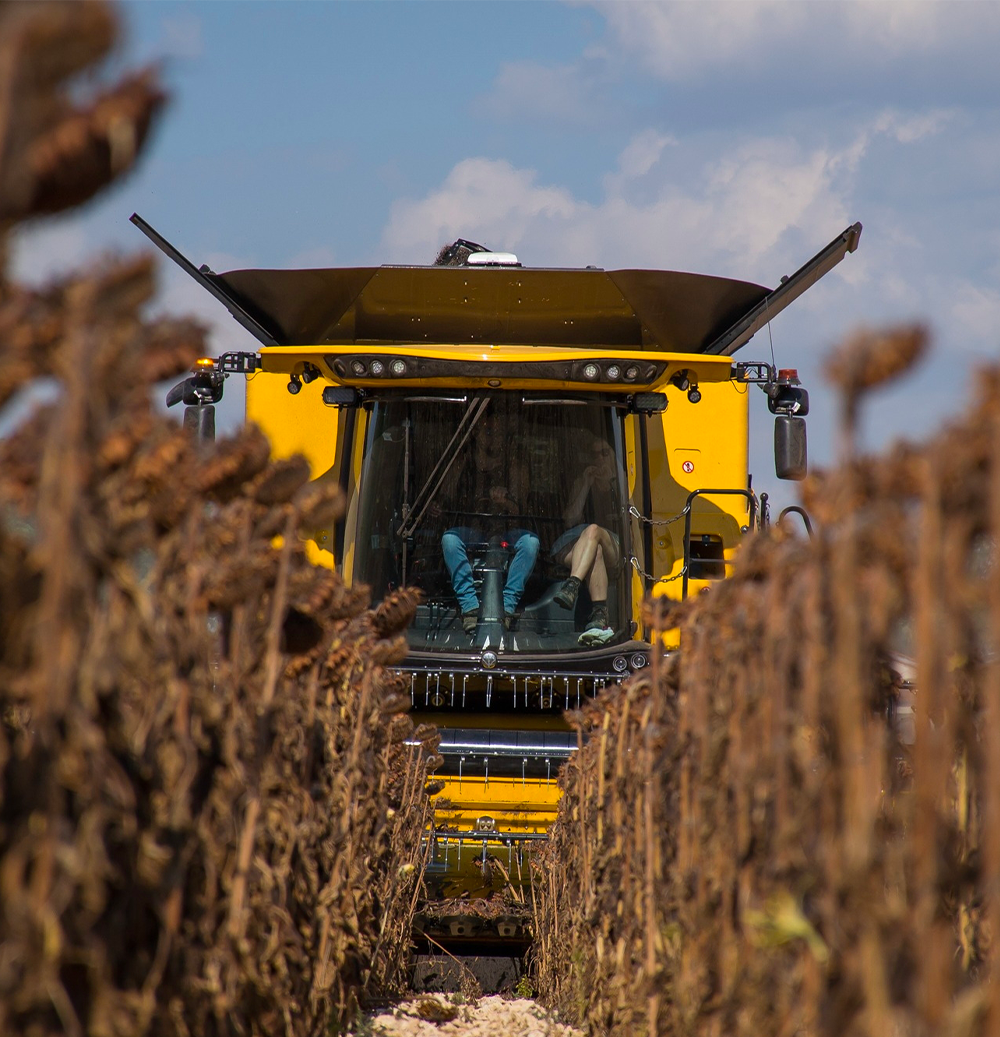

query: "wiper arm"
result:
(396, 395), (489, 539)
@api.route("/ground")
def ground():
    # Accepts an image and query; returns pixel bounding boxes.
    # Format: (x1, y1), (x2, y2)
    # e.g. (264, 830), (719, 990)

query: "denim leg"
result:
(441, 526), (480, 614)
(503, 529), (540, 613)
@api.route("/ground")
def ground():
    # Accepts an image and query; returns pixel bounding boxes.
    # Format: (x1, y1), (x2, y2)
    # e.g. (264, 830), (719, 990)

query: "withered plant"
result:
(0, 5), (432, 1035)
(534, 328), (1000, 1037)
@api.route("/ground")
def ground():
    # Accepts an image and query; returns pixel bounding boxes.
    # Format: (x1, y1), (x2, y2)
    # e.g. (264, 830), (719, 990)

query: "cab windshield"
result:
(352, 392), (631, 654)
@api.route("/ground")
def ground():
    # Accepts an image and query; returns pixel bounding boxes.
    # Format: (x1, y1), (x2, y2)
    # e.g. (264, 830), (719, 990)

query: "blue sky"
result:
(10, 1), (1000, 510)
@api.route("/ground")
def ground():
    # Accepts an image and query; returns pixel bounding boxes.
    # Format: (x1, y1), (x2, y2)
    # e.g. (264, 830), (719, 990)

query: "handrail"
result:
(778, 505), (813, 537)
(682, 488), (756, 599)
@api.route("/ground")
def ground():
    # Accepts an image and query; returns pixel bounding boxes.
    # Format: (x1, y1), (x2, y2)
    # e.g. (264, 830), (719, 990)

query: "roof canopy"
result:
(210, 265), (769, 352)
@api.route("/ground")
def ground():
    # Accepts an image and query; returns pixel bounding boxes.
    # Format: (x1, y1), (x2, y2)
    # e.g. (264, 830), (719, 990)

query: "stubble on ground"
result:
(349, 995), (585, 1037)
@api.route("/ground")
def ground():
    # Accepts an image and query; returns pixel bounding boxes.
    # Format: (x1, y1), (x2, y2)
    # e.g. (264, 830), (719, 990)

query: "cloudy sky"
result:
(10, 0), (1000, 508)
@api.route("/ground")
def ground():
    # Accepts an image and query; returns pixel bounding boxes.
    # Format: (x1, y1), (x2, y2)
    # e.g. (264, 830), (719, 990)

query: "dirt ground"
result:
(348, 996), (585, 1036)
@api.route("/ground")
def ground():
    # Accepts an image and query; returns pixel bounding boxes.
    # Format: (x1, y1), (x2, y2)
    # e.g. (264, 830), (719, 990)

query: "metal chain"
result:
(629, 555), (687, 584)
(627, 504), (687, 583)
(628, 503), (687, 528)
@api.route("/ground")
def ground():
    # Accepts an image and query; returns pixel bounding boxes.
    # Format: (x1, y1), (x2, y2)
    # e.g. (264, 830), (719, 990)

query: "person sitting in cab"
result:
(551, 434), (621, 646)
(439, 407), (540, 634)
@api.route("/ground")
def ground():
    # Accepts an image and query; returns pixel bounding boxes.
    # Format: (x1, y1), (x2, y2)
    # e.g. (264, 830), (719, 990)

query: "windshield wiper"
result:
(396, 394), (489, 540)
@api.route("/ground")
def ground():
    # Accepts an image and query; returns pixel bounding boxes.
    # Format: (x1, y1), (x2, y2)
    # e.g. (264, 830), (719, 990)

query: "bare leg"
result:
(589, 544), (609, 601)
(561, 524), (620, 600)
(563, 524), (599, 581)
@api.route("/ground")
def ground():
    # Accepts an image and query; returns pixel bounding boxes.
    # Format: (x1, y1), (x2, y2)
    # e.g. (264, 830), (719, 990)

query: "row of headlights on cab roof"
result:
(341, 357), (651, 382)
(582, 360), (644, 382)
(281, 355), (700, 397)
(349, 357), (406, 377)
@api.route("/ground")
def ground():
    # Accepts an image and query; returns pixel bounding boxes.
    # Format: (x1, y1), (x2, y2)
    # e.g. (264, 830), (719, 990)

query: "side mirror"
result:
(775, 415), (807, 480)
(183, 405), (216, 444)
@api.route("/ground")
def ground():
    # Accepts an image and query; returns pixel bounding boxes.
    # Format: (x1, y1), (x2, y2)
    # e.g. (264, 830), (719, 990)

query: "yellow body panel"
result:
(433, 776), (560, 835)
(246, 367), (339, 567)
(654, 373), (751, 590)
(245, 365), (338, 476)
(428, 776), (559, 898)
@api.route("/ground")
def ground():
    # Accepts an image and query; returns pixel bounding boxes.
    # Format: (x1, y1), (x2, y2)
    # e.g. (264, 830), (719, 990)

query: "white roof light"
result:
(466, 251), (520, 266)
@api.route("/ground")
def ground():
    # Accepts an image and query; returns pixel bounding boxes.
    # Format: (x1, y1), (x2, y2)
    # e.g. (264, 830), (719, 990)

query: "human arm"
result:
(562, 468), (595, 526)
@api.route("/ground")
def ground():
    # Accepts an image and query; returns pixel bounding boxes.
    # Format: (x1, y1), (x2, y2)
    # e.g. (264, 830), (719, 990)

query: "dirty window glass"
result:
(353, 393), (630, 655)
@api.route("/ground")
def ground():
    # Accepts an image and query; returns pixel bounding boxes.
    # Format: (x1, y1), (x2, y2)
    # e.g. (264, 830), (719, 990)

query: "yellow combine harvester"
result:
(134, 215), (860, 948)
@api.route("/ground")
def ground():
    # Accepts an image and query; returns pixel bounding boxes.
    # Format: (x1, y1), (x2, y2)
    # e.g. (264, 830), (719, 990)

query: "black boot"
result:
(553, 576), (582, 610)
(579, 603), (613, 646)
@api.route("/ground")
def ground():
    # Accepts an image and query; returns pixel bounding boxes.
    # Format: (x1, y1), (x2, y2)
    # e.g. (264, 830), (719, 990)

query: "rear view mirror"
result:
(775, 415), (807, 480)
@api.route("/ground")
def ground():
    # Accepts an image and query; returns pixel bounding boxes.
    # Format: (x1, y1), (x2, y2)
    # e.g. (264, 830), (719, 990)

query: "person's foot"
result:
(503, 611), (518, 631)
(461, 611), (478, 634)
(553, 576), (582, 610)
(578, 605), (612, 646)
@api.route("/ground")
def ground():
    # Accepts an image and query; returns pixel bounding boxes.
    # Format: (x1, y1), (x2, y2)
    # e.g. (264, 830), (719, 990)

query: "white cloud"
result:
(834, 0), (966, 49)
(595, 1), (1000, 83)
(478, 59), (608, 124)
(379, 106), (997, 395)
(611, 130), (675, 181)
(381, 120), (885, 279)
(382, 158), (578, 262)
(837, 108), (957, 170)
(949, 284), (1000, 354)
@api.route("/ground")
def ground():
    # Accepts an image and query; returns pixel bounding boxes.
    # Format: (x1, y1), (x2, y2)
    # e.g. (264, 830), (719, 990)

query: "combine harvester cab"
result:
(134, 215), (860, 951)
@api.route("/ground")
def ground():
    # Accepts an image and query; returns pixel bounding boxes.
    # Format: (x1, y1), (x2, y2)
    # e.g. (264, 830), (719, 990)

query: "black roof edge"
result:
(129, 213), (280, 347)
(702, 222), (862, 356)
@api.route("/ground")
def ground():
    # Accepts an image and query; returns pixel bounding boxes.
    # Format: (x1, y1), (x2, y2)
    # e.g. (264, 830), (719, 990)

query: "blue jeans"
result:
(441, 527), (540, 615)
